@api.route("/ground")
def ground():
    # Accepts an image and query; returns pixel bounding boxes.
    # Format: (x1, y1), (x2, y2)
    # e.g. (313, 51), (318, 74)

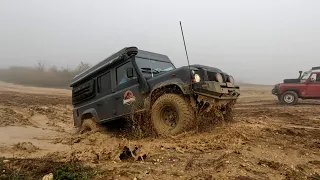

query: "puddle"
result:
(0, 126), (69, 156)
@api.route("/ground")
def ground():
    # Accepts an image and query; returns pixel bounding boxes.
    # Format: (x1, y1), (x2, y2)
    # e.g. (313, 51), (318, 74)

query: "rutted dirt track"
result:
(0, 82), (319, 179)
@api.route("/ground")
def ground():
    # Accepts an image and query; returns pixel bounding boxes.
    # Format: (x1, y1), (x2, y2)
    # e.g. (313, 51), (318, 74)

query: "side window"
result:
(316, 74), (320, 82)
(97, 72), (112, 93)
(116, 61), (136, 85)
(310, 74), (320, 82)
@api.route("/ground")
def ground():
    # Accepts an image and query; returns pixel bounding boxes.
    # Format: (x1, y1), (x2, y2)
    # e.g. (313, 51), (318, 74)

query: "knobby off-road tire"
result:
(79, 117), (100, 134)
(151, 93), (195, 136)
(280, 91), (299, 105)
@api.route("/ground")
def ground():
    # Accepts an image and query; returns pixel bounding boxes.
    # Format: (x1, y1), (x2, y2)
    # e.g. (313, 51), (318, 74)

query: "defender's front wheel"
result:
(151, 93), (195, 136)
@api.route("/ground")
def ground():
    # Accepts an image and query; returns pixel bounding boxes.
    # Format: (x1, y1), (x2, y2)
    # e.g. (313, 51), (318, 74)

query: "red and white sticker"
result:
(123, 90), (136, 105)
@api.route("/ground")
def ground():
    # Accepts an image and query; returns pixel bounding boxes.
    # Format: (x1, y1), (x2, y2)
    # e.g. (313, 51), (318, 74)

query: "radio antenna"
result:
(179, 21), (193, 89)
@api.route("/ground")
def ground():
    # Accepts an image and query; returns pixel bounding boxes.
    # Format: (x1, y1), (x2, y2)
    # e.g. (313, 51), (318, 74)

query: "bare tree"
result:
(76, 62), (90, 73)
(36, 60), (46, 71)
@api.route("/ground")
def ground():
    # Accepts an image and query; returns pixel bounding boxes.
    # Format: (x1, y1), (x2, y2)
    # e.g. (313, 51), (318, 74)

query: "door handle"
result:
(97, 103), (102, 106)
(116, 97), (121, 100)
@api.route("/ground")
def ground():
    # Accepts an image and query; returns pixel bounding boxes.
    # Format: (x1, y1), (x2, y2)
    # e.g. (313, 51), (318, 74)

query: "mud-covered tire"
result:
(79, 118), (100, 134)
(280, 91), (299, 105)
(151, 93), (195, 136)
(223, 104), (234, 122)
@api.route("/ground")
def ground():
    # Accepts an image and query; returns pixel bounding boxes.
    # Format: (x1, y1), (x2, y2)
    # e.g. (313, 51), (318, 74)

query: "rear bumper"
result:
(193, 81), (240, 100)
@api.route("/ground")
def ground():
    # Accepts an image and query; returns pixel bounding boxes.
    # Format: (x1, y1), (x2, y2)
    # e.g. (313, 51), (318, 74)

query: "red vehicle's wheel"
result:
(280, 91), (298, 105)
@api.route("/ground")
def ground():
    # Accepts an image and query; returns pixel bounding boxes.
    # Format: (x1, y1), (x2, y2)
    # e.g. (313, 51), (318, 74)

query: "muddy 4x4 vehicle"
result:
(272, 66), (320, 105)
(70, 47), (240, 136)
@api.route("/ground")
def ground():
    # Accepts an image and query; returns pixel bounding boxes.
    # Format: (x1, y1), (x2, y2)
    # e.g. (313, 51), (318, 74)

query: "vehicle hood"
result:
(283, 79), (301, 83)
(189, 64), (223, 73)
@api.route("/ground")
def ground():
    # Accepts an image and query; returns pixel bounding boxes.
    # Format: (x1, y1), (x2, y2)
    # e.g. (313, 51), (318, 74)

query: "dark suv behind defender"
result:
(70, 47), (240, 136)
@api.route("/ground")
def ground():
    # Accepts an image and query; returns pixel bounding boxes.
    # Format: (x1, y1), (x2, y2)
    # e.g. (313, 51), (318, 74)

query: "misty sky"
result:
(1, 0), (319, 85)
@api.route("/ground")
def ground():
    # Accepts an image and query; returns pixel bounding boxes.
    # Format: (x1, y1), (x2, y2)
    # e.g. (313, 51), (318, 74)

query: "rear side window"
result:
(97, 72), (112, 93)
(71, 80), (95, 105)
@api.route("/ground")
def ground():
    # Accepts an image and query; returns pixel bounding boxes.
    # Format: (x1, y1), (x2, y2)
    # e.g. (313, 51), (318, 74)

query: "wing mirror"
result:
(126, 68), (134, 78)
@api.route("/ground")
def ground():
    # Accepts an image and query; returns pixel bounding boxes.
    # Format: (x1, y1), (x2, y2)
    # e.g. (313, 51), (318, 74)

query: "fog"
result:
(0, 0), (319, 85)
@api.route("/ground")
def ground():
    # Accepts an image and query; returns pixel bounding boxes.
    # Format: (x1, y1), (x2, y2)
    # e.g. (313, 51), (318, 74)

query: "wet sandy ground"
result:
(0, 82), (319, 179)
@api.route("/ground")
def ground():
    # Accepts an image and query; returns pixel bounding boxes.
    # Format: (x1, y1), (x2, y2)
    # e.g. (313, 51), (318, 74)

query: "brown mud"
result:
(0, 82), (319, 179)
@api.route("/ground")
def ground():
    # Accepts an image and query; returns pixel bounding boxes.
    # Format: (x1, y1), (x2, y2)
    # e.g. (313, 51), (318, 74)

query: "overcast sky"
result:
(0, 0), (319, 85)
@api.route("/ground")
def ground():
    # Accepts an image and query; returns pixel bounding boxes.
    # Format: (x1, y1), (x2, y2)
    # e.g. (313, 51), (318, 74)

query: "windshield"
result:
(136, 57), (175, 75)
(300, 70), (312, 80)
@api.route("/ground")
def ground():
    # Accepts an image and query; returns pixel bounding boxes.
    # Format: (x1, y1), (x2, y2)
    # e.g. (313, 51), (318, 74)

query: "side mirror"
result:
(126, 68), (134, 78)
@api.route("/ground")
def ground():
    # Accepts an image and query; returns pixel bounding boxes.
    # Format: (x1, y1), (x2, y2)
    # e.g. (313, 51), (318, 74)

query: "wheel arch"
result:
(148, 81), (189, 108)
(80, 108), (100, 125)
(281, 88), (301, 97)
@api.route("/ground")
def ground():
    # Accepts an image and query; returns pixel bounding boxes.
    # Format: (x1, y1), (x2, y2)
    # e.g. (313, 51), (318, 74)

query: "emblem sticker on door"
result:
(123, 90), (136, 105)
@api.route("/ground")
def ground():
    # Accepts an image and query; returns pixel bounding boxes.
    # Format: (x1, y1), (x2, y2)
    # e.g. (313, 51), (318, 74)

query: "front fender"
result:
(280, 88), (301, 97)
(144, 79), (191, 110)
(150, 78), (191, 95)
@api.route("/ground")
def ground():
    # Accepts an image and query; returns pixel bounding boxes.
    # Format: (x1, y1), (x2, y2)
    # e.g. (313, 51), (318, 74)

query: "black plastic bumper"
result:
(193, 81), (240, 100)
(272, 87), (278, 95)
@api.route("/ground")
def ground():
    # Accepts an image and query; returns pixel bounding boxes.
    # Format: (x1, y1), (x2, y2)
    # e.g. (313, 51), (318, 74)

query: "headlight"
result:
(194, 74), (201, 83)
(215, 73), (223, 83)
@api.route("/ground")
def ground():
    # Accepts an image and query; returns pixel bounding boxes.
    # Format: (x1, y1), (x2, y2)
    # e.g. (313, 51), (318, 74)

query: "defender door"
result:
(306, 73), (320, 97)
(112, 60), (143, 117)
(95, 71), (115, 120)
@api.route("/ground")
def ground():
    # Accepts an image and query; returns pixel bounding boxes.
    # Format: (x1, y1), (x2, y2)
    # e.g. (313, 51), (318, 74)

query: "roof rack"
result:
(311, 66), (320, 70)
(69, 47), (172, 87)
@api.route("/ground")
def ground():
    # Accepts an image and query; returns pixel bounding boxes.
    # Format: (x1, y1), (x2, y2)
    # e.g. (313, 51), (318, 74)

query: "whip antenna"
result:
(179, 21), (193, 89)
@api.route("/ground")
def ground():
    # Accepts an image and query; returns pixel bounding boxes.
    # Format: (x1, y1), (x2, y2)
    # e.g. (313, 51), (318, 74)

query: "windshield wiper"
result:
(141, 68), (161, 74)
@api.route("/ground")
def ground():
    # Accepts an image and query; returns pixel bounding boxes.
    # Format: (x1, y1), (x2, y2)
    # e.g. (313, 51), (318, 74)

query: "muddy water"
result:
(0, 126), (69, 157)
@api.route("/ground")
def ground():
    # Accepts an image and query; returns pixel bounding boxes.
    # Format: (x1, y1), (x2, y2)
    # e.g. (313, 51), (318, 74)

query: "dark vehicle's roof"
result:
(136, 50), (172, 62)
(70, 47), (172, 87)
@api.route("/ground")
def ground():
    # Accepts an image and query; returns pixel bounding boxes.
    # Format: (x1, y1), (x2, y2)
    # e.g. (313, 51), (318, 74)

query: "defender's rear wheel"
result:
(151, 93), (195, 136)
(280, 91), (298, 105)
(79, 118), (100, 134)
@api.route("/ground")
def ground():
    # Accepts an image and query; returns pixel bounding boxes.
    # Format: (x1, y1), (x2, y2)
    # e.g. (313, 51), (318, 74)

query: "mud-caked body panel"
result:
(70, 46), (241, 134)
